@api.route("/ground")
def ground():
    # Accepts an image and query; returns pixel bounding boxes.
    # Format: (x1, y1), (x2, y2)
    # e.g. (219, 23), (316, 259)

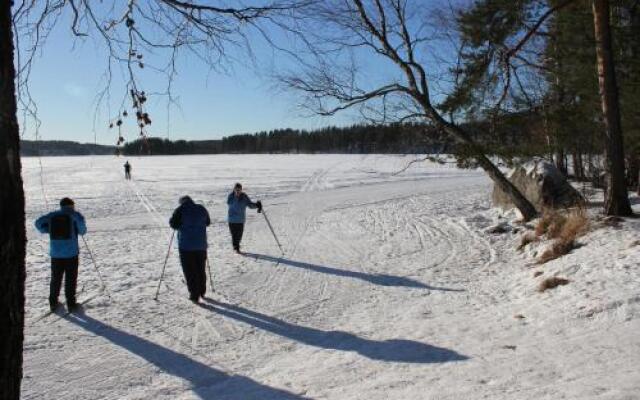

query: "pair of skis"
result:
(31, 293), (101, 323)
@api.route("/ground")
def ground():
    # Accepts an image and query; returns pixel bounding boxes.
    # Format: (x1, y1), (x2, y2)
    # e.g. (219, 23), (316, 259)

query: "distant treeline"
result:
(21, 140), (115, 156)
(121, 115), (546, 157)
(24, 115), (543, 157)
(121, 123), (451, 155)
(120, 139), (223, 155)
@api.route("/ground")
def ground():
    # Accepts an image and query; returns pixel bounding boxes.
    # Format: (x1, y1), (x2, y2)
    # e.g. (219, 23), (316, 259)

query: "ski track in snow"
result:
(21, 154), (640, 400)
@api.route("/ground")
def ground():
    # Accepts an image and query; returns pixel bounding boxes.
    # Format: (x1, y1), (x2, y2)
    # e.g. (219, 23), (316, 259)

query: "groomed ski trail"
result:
(21, 155), (640, 400)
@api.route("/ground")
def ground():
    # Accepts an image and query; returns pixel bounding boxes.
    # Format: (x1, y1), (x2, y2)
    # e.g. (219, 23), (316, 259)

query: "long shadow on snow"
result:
(243, 252), (464, 292)
(66, 313), (311, 400)
(201, 299), (469, 364)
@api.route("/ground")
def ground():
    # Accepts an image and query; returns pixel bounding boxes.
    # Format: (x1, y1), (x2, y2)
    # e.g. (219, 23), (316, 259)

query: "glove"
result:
(256, 201), (263, 213)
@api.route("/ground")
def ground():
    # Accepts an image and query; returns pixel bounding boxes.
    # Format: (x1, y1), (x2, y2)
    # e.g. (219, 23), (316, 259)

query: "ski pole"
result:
(206, 257), (214, 293)
(261, 208), (284, 255)
(154, 230), (175, 300)
(81, 235), (111, 299)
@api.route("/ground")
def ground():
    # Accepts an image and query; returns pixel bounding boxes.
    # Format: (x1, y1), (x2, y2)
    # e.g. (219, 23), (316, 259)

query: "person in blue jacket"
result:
(35, 197), (87, 312)
(170, 196), (211, 303)
(227, 183), (261, 254)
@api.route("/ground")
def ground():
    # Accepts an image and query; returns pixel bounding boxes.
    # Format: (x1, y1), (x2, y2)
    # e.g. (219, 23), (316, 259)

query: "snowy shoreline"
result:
(22, 155), (640, 399)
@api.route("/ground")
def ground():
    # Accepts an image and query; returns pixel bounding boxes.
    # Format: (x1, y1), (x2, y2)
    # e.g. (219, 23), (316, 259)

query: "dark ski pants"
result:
(50, 256), (79, 306)
(125, 171), (131, 180)
(179, 250), (207, 300)
(228, 223), (244, 251)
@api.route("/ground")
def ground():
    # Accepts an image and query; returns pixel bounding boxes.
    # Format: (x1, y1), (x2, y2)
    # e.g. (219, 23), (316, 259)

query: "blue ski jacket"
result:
(35, 206), (87, 259)
(170, 199), (211, 251)
(227, 192), (257, 224)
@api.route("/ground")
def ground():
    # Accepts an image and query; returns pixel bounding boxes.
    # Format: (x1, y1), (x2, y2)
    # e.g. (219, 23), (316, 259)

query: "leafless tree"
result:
(1, 1), (299, 398)
(279, 0), (538, 219)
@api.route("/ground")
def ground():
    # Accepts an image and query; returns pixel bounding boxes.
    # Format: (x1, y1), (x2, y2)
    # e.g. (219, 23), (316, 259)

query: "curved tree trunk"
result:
(0, 2), (26, 399)
(427, 108), (538, 221)
(592, 0), (633, 216)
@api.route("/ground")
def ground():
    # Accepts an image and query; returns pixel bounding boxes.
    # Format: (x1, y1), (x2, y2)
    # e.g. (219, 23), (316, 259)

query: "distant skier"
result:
(227, 183), (262, 254)
(35, 197), (87, 312)
(124, 161), (132, 180)
(169, 195), (211, 303)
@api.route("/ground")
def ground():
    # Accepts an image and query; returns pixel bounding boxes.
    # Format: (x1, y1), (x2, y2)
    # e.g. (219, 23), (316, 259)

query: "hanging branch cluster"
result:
(12, 0), (298, 146)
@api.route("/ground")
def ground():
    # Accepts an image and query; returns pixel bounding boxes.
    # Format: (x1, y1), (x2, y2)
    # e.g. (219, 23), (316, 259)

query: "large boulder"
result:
(492, 159), (584, 211)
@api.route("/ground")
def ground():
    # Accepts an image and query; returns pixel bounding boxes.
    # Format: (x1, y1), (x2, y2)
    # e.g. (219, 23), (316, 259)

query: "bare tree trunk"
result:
(475, 153), (538, 220)
(573, 151), (584, 180)
(592, 0), (633, 216)
(0, 1), (26, 398)
(555, 148), (567, 175)
(627, 155), (640, 190)
(430, 110), (538, 220)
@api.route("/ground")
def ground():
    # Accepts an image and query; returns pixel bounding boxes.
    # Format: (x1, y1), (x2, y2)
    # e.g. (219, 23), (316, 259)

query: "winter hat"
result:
(179, 195), (192, 204)
(234, 183), (242, 190)
(60, 197), (75, 207)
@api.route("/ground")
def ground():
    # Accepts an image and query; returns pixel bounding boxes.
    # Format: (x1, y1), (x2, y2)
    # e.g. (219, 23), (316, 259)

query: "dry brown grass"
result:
(536, 208), (590, 264)
(537, 240), (576, 264)
(538, 276), (570, 292)
(546, 215), (567, 238)
(557, 209), (590, 242)
(517, 232), (539, 250)
(535, 210), (559, 236)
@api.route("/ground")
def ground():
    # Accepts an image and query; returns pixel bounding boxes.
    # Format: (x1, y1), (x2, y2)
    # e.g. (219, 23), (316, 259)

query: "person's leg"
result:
(236, 223), (245, 251)
(197, 251), (207, 297)
(229, 223), (245, 251)
(64, 256), (79, 307)
(229, 223), (240, 251)
(179, 251), (198, 301)
(49, 259), (64, 309)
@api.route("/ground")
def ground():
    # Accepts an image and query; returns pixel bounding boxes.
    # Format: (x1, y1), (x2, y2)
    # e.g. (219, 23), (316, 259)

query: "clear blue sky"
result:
(16, 1), (459, 145)
(21, 25), (355, 145)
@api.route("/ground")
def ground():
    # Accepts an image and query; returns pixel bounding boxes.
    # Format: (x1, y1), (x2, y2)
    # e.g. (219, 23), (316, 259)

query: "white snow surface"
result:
(21, 154), (640, 400)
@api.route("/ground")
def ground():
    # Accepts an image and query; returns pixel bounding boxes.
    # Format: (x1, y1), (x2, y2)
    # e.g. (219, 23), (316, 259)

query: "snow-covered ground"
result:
(21, 154), (640, 399)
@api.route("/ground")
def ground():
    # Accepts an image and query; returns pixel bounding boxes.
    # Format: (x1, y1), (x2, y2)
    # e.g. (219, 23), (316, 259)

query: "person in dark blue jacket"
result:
(169, 196), (211, 303)
(124, 161), (132, 180)
(227, 183), (261, 254)
(35, 197), (87, 312)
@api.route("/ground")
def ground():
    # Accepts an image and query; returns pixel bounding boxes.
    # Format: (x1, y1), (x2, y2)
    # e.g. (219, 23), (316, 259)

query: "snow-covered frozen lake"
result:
(21, 154), (640, 399)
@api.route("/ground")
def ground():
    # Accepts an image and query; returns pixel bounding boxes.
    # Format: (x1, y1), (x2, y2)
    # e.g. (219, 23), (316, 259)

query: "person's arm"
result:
(169, 208), (182, 230)
(244, 194), (258, 209)
(226, 193), (234, 205)
(75, 213), (87, 235)
(34, 214), (50, 234)
(204, 208), (211, 227)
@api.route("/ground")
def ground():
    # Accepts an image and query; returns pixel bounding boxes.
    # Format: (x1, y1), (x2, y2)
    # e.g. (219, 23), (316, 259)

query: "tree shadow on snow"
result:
(66, 313), (311, 400)
(243, 252), (464, 292)
(200, 299), (469, 364)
